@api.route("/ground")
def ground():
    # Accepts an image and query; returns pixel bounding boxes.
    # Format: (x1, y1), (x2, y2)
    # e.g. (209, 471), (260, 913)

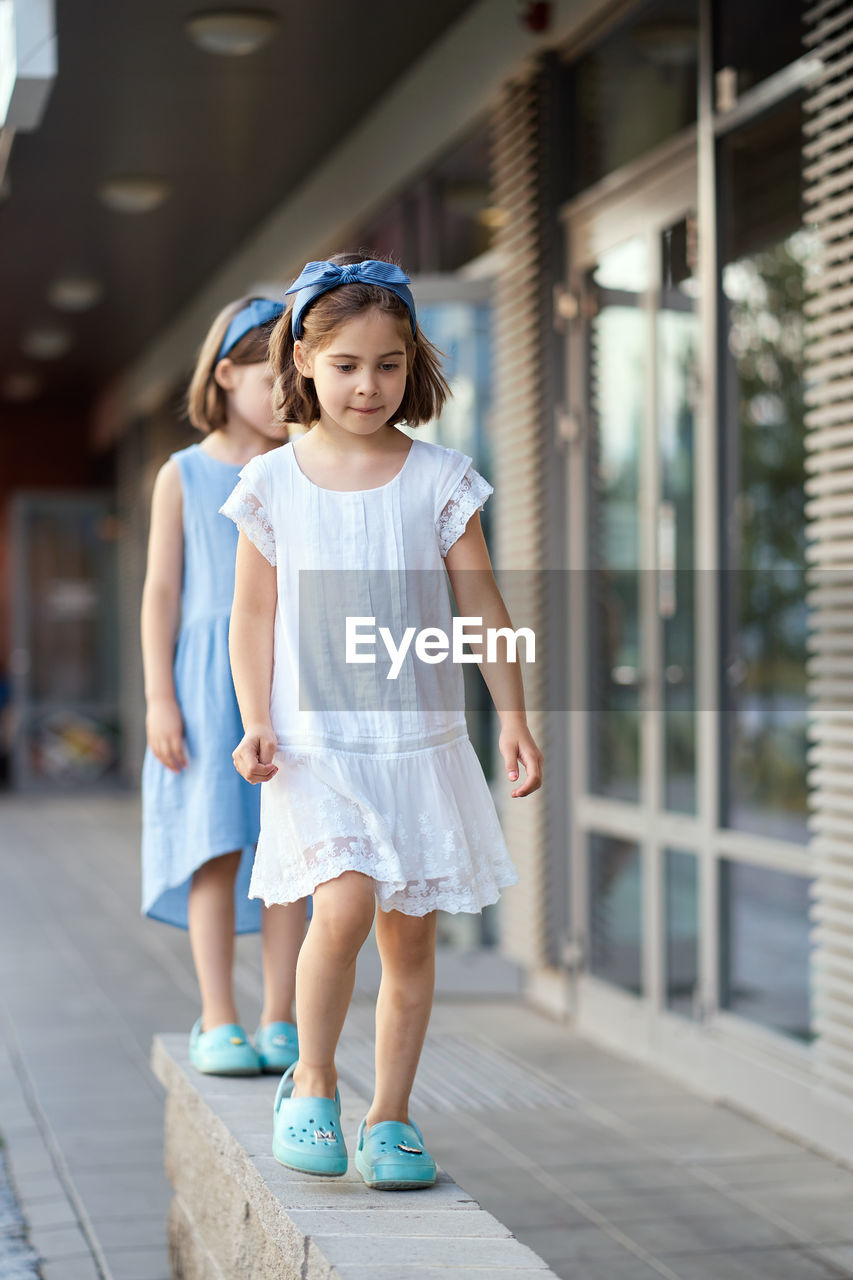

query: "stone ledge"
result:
(151, 1034), (558, 1280)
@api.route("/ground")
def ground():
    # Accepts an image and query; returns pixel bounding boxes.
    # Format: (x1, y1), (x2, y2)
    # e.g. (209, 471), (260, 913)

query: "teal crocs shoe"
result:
(272, 1064), (347, 1176)
(188, 1017), (261, 1076)
(254, 1021), (299, 1073)
(355, 1117), (436, 1190)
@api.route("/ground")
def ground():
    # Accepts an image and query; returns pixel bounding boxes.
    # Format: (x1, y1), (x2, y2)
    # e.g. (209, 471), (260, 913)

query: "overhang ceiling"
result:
(0, 0), (478, 420)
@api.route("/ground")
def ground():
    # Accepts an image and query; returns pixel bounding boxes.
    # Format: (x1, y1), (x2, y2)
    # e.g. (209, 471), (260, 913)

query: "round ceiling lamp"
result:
(20, 327), (73, 360)
(48, 275), (104, 311)
(97, 176), (171, 214)
(185, 10), (279, 56)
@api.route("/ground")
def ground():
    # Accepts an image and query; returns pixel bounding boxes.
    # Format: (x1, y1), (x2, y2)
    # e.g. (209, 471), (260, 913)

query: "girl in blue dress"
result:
(140, 297), (306, 1076)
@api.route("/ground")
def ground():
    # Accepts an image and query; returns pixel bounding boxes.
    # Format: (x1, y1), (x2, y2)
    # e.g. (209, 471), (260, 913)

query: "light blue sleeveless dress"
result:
(141, 443), (262, 932)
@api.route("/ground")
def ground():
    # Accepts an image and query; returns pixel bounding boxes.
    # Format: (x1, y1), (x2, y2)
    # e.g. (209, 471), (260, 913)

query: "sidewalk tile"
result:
(11, 1169), (68, 1204)
(63, 1169), (171, 1220)
(41, 1260), (101, 1280)
(622, 1210), (795, 1256)
(28, 1221), (92, 1260)
(21, 1195), (78, 1229)
(662, 1248), (844, 1279)
(103, 1244), (171, 1280)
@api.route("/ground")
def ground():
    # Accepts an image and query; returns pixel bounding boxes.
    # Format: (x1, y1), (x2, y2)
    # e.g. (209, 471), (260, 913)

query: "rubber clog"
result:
(254, 1021), (299, 1073)
(188, 1018), (261, 1076)
(354, 1117), (436, 1190)
(272, 1064), (347, 1176)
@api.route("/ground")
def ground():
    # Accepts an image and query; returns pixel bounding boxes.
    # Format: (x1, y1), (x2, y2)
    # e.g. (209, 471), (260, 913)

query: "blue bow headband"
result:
(216, 298), (284, 361)
(285, 259), (417, 338)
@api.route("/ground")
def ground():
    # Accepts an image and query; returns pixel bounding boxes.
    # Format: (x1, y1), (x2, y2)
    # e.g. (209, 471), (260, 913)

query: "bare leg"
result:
(260, 900), (307, 1025)
(365, 910), (437, 1129)
(187, 850), (241, 1030)
(291, 871), (375, 1100)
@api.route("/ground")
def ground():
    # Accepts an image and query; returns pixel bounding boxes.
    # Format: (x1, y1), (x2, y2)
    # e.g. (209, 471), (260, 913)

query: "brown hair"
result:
(186, 296), (281, 433)
(268, 253), (449, 427)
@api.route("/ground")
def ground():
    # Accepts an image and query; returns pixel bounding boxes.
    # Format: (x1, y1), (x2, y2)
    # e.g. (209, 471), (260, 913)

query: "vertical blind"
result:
(804, 0), (853, 1098)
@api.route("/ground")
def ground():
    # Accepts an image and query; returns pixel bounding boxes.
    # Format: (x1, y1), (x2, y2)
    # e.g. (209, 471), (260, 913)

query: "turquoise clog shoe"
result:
(354, 1116), (436, 1190)
(188, 1017), (261, 1076)
(254, 1021), (299, 1073)
(272, 1064), (347, 1176)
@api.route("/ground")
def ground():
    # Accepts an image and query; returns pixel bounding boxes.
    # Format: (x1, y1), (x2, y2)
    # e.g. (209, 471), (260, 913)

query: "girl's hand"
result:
(499, 717), (543, 798)
(146, 696), (188, 773)
(232, 723), (279, 784)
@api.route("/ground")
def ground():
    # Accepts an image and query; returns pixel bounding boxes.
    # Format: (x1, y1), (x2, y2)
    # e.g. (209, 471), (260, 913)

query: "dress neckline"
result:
(289, 438), (417, 495)
(193, 444), (244, 470)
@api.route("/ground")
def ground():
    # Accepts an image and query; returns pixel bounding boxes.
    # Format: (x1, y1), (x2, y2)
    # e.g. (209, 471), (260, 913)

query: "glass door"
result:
(566, 148), (700, 1017)
(9, 493), (120, 790)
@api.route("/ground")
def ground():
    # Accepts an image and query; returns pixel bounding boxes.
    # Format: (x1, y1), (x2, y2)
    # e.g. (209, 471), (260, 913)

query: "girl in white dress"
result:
(222, 254), (543, 1189)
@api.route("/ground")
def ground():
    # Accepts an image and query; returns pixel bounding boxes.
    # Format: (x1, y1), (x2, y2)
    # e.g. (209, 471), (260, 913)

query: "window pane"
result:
(23, 504), (117, 704)
(570, 0), (698, 195)
(587, 239), (647, 802)
(714, 0), (803, 98)
(720, 101), (816, 844)
(658, 216), (698, 814)
(589, 833), (642, 995)
(665, 849), (699, 1018)
(720, 861), (813, 1041)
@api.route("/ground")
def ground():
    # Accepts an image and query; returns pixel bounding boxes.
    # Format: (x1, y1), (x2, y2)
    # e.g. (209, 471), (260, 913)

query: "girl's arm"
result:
(229, 532), (279, 784)
(140, 459), (187, 773)
(445, 512), (543, 798)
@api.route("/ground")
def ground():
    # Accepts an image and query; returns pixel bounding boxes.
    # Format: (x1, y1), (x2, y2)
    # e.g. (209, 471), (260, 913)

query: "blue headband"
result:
(285, 259), (417, 338)
(216, 298), (284, 361)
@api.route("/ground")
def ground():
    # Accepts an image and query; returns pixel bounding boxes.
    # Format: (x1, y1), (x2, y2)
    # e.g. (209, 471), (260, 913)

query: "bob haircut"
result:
(186, 296), (280, 433)
(268, 253), (449, 428)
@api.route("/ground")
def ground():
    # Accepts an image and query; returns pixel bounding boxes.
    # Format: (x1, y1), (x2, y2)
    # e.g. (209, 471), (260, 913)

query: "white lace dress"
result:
(220, 435), (518, 916)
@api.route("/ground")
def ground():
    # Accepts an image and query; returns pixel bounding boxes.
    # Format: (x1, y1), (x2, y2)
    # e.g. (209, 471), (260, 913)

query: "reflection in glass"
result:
(665, 848), (698, 1017)
(589, 833), (642, 994)
(13, 496), (120, 787)
(415, 299), (494, 779)
(410, 299), (496, 951)
(659, 217), (698, 814)
(569, 0), (698, 196)
(720, 102), (816, 844)
(23, 505), (117, 704)
(720, 860), (813, 1041)
(714, 0), (802, 98)
(587, 238), (647, 802)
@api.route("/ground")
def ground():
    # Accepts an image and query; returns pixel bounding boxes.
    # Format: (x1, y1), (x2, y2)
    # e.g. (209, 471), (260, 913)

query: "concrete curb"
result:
(151, 1034), (559, 1279)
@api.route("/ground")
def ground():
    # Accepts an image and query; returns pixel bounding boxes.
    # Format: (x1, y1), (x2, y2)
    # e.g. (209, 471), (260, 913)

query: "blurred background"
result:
(2, 0), (852, 1161)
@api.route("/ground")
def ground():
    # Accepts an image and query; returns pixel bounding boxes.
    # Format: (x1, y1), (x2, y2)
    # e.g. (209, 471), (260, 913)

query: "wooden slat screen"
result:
(490, 72), (549, 971)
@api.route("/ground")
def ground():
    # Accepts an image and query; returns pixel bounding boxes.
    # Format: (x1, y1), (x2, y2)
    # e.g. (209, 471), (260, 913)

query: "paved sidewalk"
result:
(0, 794), (852, 1280)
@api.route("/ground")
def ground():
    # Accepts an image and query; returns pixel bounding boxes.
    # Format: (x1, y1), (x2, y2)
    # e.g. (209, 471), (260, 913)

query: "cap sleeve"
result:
(219, 454), (276, 566)
(436, 459), (494, 558)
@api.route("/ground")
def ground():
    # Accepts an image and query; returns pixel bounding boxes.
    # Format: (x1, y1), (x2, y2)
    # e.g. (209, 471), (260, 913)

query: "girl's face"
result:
(217, 359), (282, 440)
(295, 308), (409, 435)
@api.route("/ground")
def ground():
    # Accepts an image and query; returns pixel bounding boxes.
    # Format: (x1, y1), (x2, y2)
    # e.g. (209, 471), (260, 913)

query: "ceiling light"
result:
(185, 11), (279, 56)
(2, 371), (43, 402)
(48, 275), (103, 311)
(97, 176), (170, 214)
(20, 327), (73, 360)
